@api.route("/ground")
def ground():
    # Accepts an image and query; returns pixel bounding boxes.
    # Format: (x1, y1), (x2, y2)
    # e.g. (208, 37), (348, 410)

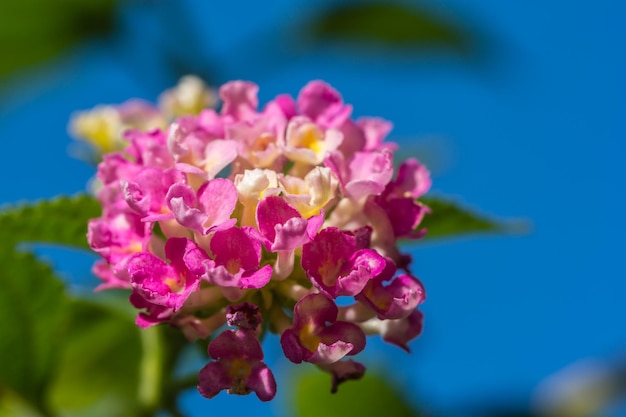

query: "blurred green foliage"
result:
(0, 194), (100, 250)
(0, 0), (117, 81)
(309, 1), (470, 52)
(0, 194), (193, 416)
(47, 299), (142, 417)
(0, 194), (145, 416)
(0, 250), (66, 415)
(293, 370), (421, 417)
(419, 196), (512, 241)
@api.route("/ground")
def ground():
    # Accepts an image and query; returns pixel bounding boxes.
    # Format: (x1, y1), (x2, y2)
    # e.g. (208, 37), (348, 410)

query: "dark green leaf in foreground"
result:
(293, 370), (420, 417)
(419, 196), (512, 240)
(0, 194), (100, 250)
(47, 298), (143, 417)
(308, 2), (470, 52)
(0, 388), (41, 417)
(0, 250), (67, 413)
(0, 0), (118, 81)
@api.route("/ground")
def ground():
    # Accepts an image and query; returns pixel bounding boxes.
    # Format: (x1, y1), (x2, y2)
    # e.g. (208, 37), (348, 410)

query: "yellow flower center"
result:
(295, 124), (324, 156)
(227, 358), (253, 395)
(226, 259), (242, 275)
(164, 276), (184, 293)
(252, 133), (275, 152)
(318, 260), (343, 287)
(299, 321), (321, 353)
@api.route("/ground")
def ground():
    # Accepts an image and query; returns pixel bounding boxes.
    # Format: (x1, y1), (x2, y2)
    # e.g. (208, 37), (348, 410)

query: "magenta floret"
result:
(280, 293), (365, 365)
(128, 238), (206, 324)
(198, 329), (276, 401)
(302, 227), (386, 298)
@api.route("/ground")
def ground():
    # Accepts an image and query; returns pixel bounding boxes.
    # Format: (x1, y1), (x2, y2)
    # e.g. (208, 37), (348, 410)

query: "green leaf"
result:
(419, 196), (517, 240)
(292, 370), (420, 417)
(0, 387), (42, 417)
(0, 194), (100, 250)
(0, 250), (67, 414)
(47, 298), (143, 417)
(308, 2), (470, 52)
(0, 0), (118, 81)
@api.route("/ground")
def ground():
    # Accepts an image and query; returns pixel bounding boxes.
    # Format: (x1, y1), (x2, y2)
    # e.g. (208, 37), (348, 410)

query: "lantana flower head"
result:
(86, 77), (431, 401)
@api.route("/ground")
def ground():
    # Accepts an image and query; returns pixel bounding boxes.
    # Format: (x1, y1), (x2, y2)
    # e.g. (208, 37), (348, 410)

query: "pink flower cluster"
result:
(87, 79), (430, 401)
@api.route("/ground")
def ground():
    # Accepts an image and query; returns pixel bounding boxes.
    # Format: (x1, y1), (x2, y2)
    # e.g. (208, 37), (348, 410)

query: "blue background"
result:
(1, 1), (624, 416)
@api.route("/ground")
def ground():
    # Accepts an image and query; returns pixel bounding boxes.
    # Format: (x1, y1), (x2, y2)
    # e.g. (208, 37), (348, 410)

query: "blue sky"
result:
(0, 1), (624, 416)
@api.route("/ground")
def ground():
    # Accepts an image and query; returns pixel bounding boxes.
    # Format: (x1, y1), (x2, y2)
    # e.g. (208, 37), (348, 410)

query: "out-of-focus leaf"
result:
(308, 2), (470, 52)
(0, 388), (42, 417)
(0, 194), (100, 250)
(47, 298), (142, 417)
(419, 196), (514, 240)
(292, 370), (420, 417)
(0, 250), (67, 413)
(0, 0), (117, 81)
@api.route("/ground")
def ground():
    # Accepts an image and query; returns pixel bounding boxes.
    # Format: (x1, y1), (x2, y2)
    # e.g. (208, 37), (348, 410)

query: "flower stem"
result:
(138, 325), (164, 416)
(170, 374), (199, 392)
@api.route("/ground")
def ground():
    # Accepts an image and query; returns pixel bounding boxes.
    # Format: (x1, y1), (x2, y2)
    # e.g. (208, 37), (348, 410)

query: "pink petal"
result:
(292, 293), (339, 329)
(356, 260), (426, 321)
(382, 309), (424, 352)
(248, 364), (277, 401)
(130, 292), (173, 327)
(336, 249), (386, 296)
(256, 196), (301, 244)
(92, 260), (130, 291)
(210, 227), (260, 271)
(382, 197), (426, 237)
(167, 183), (207, 233)
(280, 329), (306, 364)
(266, 93), (296, 119)
(97, 152), (140, 185)
(306, 213), (324, 239)
(202, 139), (238, 179)
(302, 228), (356, 292)
(272, 216), (310, 251)
(128, 253), (174, 301)
(393, 158), (431, 199)
(324, 150), (348, 187)
(165, 237), (208, 278)
(297, 80), (343, 120)
(337, 119), (366, 157)
(220, 81), (259, 120)
(308, 340), (355, 365)
(303, 228), (381, 298)
(239, 265), (272, 289)
(197, 178), (237, 231)
(121, 167), (167, 215)
(357, 117), (393, 151)
(198, 362), (231, 399)
(319, 321), (366, 357)
(124, 128), (173, 168)
(297, 80), (352, 127)
(206, 265), (239, 287)
(319, 359), (366, 393)
(174, 162), (208, 177)
(209, 329), (264, 361)
(345, 149), (394, 199)
(384, 275), (426, 319)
